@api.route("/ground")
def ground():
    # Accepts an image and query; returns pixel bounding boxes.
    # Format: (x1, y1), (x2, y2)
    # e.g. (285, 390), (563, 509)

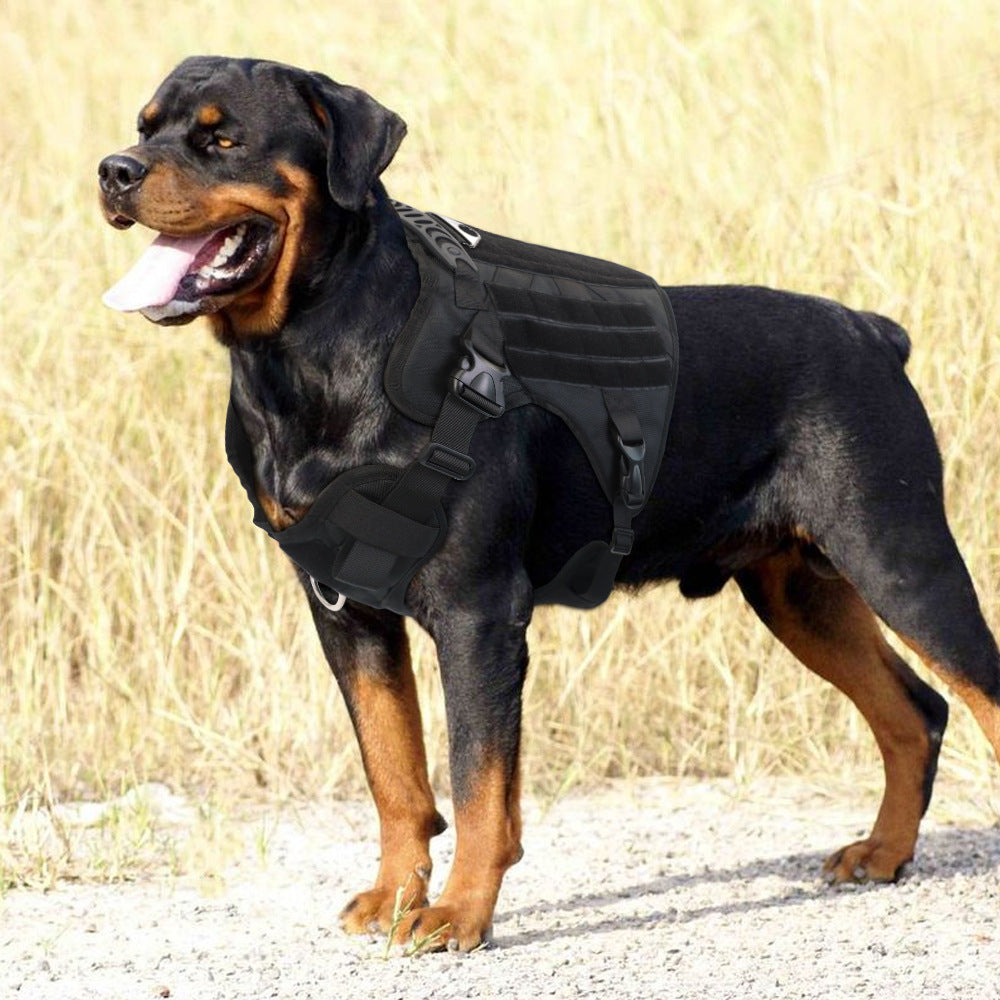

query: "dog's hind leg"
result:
(829, 513), (1000, 772)
(736, 544), (949, 882)
(760, 361), (1000, 867)
(303, 591), (445, 935)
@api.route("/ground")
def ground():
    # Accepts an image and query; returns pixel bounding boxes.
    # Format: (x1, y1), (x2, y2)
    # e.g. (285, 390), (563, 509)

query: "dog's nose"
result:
(98, 154), (149, 197)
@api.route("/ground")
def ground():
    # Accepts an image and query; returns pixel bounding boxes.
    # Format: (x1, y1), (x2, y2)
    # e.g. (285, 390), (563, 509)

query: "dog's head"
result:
(98, 56), (406, 336)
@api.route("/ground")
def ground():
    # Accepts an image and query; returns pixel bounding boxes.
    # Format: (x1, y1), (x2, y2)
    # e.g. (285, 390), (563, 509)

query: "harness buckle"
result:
(452, 344), (509, 418)
(418, 442), (477, 480)
(617, 433), (646, 510)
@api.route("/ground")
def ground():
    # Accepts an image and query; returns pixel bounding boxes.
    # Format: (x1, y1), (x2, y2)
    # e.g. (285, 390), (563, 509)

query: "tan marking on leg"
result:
(395, 757), (522, 951)
(903, 639), (1000, 762)
(339, 646), (441, 935)
(746, 547), (932, 882)
(948, 680), (1000, 758)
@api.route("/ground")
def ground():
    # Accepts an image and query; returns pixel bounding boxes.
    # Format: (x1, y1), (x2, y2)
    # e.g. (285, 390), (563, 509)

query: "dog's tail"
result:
(861, 311), (912, 366)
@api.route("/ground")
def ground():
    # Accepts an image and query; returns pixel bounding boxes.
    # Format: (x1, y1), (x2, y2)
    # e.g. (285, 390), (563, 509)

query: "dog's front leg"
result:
(394, 586), (532, 952)
(302, 583), (445, 934)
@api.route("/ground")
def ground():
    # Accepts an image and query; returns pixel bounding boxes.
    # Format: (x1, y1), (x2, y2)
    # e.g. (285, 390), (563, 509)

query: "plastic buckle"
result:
(418, 442), (477, 480)
(452, 345), (509, 418)
(617, 434), (646, 510)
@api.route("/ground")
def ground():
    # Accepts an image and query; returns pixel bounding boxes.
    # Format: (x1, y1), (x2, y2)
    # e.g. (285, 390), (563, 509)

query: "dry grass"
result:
(3, 0), (1000, 881)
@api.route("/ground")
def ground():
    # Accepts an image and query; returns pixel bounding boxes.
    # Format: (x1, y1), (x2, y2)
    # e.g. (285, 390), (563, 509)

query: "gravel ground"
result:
(2, 778), (999, 1000)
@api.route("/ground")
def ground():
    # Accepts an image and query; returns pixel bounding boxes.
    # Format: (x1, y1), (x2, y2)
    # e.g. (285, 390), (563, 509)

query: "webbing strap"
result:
(383, 392), (493, 521)
(332, 490), (440, 557)
(338, 351), (499, 593)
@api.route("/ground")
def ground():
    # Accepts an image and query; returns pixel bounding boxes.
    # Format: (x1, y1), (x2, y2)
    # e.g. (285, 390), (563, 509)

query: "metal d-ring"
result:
(310, 576), (346, 612)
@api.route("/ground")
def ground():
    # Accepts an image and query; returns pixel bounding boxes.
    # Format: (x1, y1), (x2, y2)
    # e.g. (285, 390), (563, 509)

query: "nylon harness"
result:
(225, 202), (679, 616)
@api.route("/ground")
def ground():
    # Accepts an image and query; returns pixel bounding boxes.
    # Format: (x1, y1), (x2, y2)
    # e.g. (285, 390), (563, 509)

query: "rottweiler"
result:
(98, 56), (1000, 951)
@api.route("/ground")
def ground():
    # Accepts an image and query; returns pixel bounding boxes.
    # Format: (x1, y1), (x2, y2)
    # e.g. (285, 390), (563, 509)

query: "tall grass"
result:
(3, 0), (1000, 852)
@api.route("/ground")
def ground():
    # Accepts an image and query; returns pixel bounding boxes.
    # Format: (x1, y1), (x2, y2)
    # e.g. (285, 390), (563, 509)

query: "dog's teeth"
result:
(210, 225), (247, 269)
(196, 265), (229, 281)
(195, 265), (221, 282)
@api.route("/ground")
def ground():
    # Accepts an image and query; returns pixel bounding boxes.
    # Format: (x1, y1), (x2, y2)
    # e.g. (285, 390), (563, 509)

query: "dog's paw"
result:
(392, 903), (493, 953)
(823, 837), (911, 885)
(340, 885), (428, 936)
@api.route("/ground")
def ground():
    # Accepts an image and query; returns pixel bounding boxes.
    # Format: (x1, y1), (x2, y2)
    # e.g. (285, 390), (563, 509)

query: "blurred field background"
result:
(3, 0), (1000, 883)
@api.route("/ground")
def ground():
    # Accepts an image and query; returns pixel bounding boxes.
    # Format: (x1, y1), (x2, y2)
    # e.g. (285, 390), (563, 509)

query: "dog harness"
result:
(225, 203), (679, 615)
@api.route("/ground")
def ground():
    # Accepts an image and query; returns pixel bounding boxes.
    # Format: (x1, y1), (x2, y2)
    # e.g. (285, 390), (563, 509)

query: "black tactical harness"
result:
(225, 203), (679, 616)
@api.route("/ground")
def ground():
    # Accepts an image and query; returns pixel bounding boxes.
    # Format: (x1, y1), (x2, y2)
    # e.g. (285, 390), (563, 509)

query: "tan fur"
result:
(393, 757), (522, 949)
(114, 157), (320, 339)
(339, 650), (441, 935)
(196, 103), (224, 126)
(255, 489), (307, 531)
(903, 639), (1000, 763)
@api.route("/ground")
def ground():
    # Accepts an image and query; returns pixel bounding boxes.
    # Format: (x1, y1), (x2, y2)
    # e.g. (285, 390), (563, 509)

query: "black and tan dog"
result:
(99, 56), (1000, 951)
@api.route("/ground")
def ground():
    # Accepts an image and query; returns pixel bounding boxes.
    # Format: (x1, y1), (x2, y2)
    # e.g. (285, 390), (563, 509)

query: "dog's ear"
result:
(298, 72), (407, 212)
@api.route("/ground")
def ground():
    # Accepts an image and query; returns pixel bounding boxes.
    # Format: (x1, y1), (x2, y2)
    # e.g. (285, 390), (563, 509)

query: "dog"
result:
(98, 56), (1000, 951)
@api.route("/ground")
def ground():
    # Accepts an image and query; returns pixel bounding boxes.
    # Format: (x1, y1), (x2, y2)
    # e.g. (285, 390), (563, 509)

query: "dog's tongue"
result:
(102, 231), (214, 312)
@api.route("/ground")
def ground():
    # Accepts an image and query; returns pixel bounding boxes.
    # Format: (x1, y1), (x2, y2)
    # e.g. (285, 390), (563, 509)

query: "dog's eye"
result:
(214, 134), (236, 150)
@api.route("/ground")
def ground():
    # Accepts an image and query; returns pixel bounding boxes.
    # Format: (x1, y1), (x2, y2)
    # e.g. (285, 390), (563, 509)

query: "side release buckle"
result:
(452, 344), (509, 418)
(617, 434), (646, 510)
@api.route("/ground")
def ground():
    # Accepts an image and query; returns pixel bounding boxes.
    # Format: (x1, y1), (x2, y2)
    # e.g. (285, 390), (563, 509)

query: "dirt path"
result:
(2, 778), (999, 999)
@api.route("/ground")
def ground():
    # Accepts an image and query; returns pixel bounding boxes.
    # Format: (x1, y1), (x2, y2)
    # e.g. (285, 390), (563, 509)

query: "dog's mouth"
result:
(102, 219), (280, 324)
